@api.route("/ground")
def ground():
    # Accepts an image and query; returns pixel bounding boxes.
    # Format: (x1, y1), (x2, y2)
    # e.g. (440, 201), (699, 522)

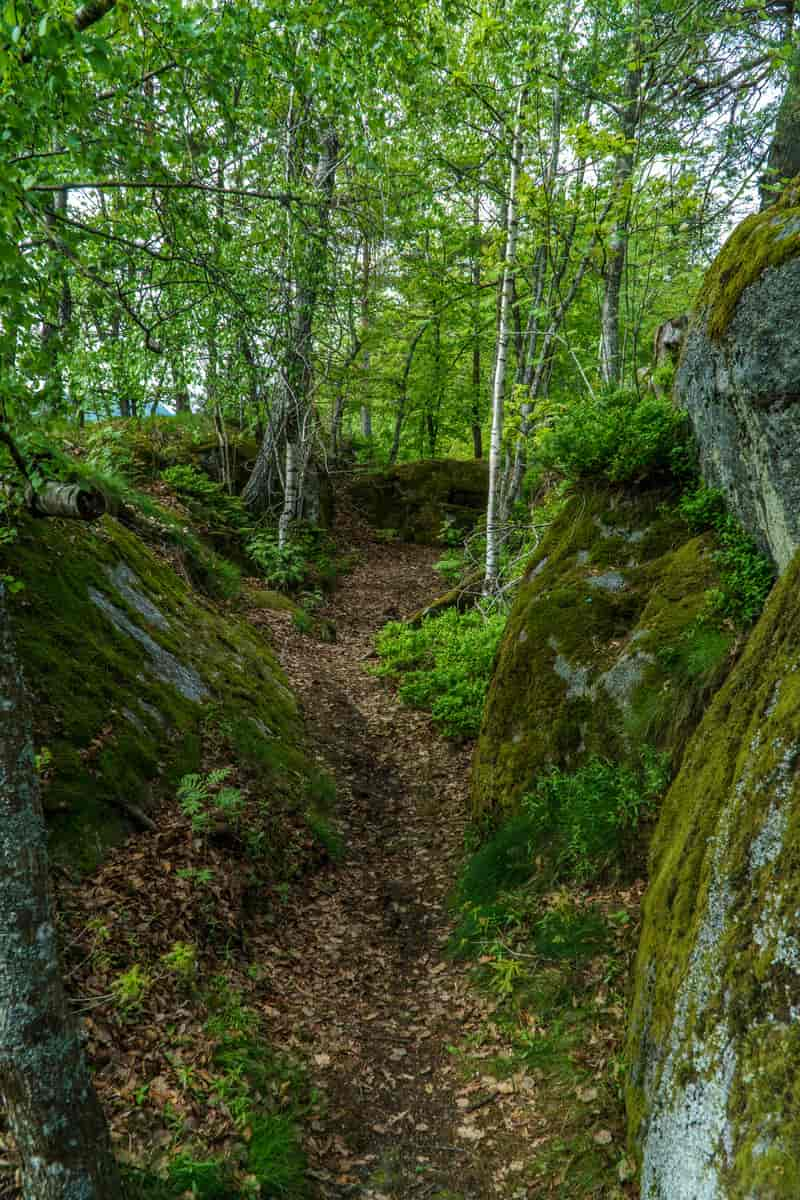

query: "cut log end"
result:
(27, 482), (107, 522)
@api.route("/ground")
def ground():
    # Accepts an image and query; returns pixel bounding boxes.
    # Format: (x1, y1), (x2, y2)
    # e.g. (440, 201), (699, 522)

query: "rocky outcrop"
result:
(627, 547), (800, 1199)
(676, 180), (800, 571)
(472, 483), (730, 817)
(4, 511), (310, 872)
(348, 458), (488, 543)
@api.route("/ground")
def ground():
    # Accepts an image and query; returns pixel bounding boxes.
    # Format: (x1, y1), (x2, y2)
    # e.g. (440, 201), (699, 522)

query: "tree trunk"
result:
(599, 60), (641, 389)
(761, 37), (800, 208)
(484, 90), (525, 596)
(471, 191), (483, 459)
(388, 321), (428, 466)
(26, 481), (107, 520)
(0, 583), (121, 1199)
(243, 123), (337, 517)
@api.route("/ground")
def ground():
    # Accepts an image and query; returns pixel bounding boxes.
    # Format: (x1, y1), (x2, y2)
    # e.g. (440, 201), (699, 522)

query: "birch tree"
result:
(484, 88), (525, 596)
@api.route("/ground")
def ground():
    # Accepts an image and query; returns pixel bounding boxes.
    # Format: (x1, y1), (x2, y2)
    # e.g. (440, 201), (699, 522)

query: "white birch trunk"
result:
(484, 90), (525, 596)
(278, 439), (300, 549)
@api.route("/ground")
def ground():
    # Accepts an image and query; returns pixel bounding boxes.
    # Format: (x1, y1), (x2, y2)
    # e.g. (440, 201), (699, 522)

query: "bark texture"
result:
(27, 482), (106, 521)
(0, 583), (121, 1199)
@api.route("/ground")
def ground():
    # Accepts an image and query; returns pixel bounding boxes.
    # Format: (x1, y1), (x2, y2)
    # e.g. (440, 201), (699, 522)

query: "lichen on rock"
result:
(627, 547), (800, 1198)
(676, 178), (800, 571)
(471, 483), (729, 818)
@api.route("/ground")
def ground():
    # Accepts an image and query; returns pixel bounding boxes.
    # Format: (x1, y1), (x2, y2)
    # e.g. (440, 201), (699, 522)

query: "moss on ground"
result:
(472, 483), (730, 818)
(4, 512), (310, 872)
(696, 175), (800, 342)
(348, 458), (488, 543)
(626, 548), (800, 1196)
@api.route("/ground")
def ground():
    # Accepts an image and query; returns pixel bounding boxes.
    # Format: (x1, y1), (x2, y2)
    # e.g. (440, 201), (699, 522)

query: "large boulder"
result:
(627, 548), (800, 1199)
(348, 458), (488, 543)
(472, 483), (730, 817)
(676, 179), (800, 571)
(4, 511), (311, 872)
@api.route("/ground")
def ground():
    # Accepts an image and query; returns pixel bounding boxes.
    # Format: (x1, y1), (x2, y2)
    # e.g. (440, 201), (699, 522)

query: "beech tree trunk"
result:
(0, 583), (121, 1199)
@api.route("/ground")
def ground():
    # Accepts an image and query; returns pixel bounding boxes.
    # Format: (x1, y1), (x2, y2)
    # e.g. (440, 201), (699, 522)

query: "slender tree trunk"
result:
(388, 321), (428, 466)
(243, 121), (337, 525)
(760, 35), (800, 208)
(358, 239), (372, 448)
(0, 585), (121, 1200)
(471, 191), (483, 459)
(484, 89), (525, 596)
(599, 61), (641, 388)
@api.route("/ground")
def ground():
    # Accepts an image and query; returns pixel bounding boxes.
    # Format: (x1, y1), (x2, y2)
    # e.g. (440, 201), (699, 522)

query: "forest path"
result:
(258, 506), (539, 1200)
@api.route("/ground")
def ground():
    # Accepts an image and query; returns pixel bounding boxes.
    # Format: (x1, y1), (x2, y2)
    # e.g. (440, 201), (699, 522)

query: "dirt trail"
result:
(257, 513), (540, 1200)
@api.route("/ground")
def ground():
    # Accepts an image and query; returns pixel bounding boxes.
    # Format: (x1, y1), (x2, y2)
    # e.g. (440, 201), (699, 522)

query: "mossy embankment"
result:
(627, 546), (800, 1198)
(4, 508), (314, 873)
(472, 482), (732, 819)
(347, 457), (488, 543)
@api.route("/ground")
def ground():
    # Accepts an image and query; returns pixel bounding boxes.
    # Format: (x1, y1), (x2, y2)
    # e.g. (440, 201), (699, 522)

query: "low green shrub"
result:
(178, 768), (243, 835)
(524, 751), (668, 883)
(451, 751), (668, 957)
(375, 606), (506, 738)
(247, 532), (307, 589)
(162, 463), (247, 531)
(678, 484), (774, 626)
(536, 389), (690, 483)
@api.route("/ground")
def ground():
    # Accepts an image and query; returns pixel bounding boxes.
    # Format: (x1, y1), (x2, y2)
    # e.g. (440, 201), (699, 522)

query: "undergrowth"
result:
(535, 388), (691, 484)
(374, 606), (506, 738)
(678, 483), (774, 626)
(447, 753), (665, 1197)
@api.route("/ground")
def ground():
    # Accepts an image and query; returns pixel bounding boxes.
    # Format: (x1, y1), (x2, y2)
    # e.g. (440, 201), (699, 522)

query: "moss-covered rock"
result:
(676, 179), (800, 571)
(4, 513), (309, 872)
(348, 458), (488, 544)
(472, 483), (731, 817)
(627, 548), (800, 1199)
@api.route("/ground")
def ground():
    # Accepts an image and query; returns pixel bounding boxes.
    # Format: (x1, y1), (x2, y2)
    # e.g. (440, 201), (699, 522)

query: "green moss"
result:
(697, 176), (800, 341)
(472, 484), (728, 817)
(348, 458), (489, 543)
(3, 511), (312, 872)
(626, 549), (800, 1192)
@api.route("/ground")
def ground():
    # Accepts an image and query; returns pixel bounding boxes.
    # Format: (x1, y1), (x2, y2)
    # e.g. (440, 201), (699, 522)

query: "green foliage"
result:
(536, 390), (690, 484)
(453, 750), (668, 955)
(112, 963), (152, 1012)
(524, 751), (669, 883)
(161, 941), (197, 980)
(375, 606), (506, 738)
(162, 464), (247, 532)
(678, 484), (775, 625)
(432, 549), (465, 584)
(247, 1115), (308, 1198)
(292, 609), (314, 635)
(246, 533), (307, 590)
(178, 768), (243, 835)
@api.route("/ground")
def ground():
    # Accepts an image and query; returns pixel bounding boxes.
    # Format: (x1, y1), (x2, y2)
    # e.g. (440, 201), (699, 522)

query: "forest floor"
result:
(254, 506), (538, 1200)
(250, 499), (636, 1200)
(0, 495), (636, 1200)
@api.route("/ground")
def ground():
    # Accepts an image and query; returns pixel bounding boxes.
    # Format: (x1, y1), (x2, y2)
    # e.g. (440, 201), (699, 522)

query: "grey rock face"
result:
(89, 588), (208, 703)
(676, 256), (800, 571)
